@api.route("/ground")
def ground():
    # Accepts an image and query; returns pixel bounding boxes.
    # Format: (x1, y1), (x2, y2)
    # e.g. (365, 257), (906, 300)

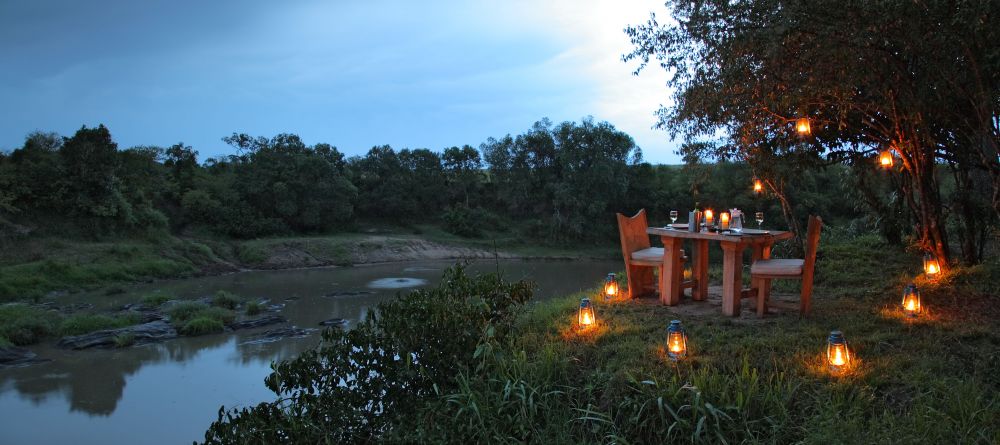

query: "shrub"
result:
(60, 313), (140, 336)
(113, 332), (136, 348)
(167, 301), (210, 324)
(0, 336), (12, 348)
(203, 266), (532, 444)
(140, 293), (171, 307)
(181, 317), (225, 336)
(0, 303), (60, 345)
(245, 300), (262, 316)
(211, 291), (241, 310)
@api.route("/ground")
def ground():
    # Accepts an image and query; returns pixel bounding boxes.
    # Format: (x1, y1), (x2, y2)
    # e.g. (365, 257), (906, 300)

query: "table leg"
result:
(691, 239), (709, 301)
(720, 241), (745, 316)
(659, 236), (684, 306)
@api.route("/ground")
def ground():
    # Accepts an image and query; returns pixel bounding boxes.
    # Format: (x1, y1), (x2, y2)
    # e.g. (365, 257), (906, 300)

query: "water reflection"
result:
(0, 259), (619, 445)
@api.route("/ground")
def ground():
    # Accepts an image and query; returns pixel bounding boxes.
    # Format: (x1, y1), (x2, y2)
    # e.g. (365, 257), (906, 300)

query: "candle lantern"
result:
(901, 283), (921, 317)
(666, 320), (688, 360)
(879, 150), (894, 168)
(826, 330), (851, 373)
(720, 212), (731, 230)
(703, 209), (714, 226)
(923, 254), (940, 275)
(603, 273), (619, 300)
(753, 178), (764, 194)
(578, 298), (596, 329)
(795, 117), (811, 135)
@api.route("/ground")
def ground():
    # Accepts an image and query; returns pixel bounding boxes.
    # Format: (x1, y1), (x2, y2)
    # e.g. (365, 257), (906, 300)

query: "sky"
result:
(0, 0), (681, 164)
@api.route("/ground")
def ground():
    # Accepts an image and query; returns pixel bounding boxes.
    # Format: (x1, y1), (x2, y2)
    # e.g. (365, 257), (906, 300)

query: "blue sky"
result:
(0, 0), (680, 164)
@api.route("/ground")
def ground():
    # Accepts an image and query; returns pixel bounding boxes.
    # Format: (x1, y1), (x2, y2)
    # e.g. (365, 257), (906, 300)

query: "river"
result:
(0, 258), (620, 445)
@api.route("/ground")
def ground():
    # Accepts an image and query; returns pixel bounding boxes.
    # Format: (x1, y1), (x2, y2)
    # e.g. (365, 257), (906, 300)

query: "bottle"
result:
(689, 201), (701, 232)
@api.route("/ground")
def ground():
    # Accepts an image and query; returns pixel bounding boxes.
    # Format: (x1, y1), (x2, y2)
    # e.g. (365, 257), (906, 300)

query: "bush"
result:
(113, 332), (136, 348)
(181, 317), (225, 336)
(211, 291), (241, 310)
(203, 266), (532, 444)
(140, 293), (171, 307)
(442, 205), (499, 238)
(245, 300), (261, 316)
(0, 303), (60, 345)
(60, 313), (140, 336)
(167, 301), (210, 324)
(168, 301), (235, 332)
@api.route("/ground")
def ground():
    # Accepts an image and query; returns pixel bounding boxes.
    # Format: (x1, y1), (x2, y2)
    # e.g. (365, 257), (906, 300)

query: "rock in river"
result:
(58, 320), (178, 350)
(240, 326), (316, 345)
(0, 346), (50, 367)
(318, 318), (347, 327)
(228, 315), (287, 330)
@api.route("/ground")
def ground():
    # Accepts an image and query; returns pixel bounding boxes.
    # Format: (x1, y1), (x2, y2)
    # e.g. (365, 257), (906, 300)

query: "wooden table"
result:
(646, 226), (793, 316)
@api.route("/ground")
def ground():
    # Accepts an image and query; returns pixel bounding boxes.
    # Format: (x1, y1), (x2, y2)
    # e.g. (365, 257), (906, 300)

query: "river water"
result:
(0, 259), (619, 445)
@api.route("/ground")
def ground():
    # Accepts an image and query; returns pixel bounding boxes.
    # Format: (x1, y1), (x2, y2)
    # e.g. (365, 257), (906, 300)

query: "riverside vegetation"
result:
(201, 235), (1000, 444)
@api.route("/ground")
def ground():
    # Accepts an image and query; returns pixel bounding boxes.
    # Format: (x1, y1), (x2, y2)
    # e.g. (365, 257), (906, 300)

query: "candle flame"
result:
(879, 151), (893, 167)
(926, 262), (939, 274)
(795, 118), (811, 135)
(753, 179), (763, 193)
(581, 312), (593, 325)
(830, 346), (847, 367)
(904, 298), (917, 311)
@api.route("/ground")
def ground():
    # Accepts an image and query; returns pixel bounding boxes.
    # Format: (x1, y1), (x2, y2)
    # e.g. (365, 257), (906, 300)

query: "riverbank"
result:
(0, 225), (618, 303)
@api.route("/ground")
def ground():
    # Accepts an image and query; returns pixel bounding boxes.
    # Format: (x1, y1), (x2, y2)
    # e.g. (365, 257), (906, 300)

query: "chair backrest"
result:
(617, 209), (651, 262)
(802, 215), (823, 279)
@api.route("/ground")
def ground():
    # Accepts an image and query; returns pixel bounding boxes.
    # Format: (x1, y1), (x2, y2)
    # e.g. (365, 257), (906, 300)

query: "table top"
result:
(647, 225), (793, 244)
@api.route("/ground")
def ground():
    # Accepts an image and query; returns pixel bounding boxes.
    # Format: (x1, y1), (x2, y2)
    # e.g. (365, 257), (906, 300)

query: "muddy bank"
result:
(248, 237), (523, 270)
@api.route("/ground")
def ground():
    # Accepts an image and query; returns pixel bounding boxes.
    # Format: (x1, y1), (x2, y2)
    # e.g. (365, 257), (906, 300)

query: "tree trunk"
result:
(900, 141), (951, 267)
(764, 177), (804, 255)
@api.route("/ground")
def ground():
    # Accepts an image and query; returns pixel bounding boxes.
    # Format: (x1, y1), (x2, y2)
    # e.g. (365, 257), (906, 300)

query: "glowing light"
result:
(666, 320), (687, 360)
(795, 117), (811, 135)
(604, 273), (619, 300)
(753, 178), (764, 194)
(923, 254), (940, 275)
(902, 284), (921, 317)
(879, 150), (894, 168)
(704, 209), (714, 226)
(826, 330), (851, 373)
(578, 298), (596, 329)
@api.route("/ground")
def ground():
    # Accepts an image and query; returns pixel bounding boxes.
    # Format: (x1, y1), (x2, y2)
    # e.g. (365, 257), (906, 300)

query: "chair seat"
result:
(631, 247), (664, 262)
(751, 258), (804, 276)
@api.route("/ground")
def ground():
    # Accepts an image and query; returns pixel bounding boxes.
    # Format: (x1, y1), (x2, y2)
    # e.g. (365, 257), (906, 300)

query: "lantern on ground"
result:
(603, 273), (619, 300)
(826, 330), (851, 373)
(923, 254), (940, 275)
(879, 150), (894, 168)
(578, 298), (596, 329)
(753, 178), (764, 194)
(902, 283), (921, 317)
(666, 320), (688, 360)
(795, 117), (811, 135)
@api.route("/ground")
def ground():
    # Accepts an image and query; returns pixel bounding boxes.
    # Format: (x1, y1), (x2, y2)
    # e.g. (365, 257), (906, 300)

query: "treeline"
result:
(0, 119), (865, 244)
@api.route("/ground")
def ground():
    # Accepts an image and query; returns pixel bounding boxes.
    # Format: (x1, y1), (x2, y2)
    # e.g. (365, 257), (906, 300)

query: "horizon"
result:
(0, 0), (682, 164)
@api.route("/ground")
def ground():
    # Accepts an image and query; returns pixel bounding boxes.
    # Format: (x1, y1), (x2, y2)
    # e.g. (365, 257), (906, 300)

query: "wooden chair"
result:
(751, 215), (823, 317)
(616, 209), (686, 298)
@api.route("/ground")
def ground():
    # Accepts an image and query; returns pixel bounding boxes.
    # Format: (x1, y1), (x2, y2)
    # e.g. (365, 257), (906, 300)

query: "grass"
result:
(140, 293), (172, 307)
(59, 313), (142, 336)
(245, 300), (262, 316)
(113, 332), (136, 348)
(180, 317), (225, 336)
(167, 301), (235, 334)
(419, 236), (1000, 443)
(211, 290), (241, 310)
(0, 303), (61, 346)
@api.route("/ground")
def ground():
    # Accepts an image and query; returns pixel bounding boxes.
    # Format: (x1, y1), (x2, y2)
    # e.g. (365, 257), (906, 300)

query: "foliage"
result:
(0, 303), (60, 345)
(244, 300), (262, 316)
(181, 316), (226, 336)
(168, 302), (235, 329)
(202, 266), (532, 444)
(113, 332), (136, 348)
(624, 0), (1000, 264)
(140, 293), (171, 307)
(211, 290), (241, 310)
(59, 313), (141, 336)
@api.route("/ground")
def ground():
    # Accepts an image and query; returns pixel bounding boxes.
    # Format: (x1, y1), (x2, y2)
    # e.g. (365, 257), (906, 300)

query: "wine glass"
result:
(755, 211), (764, 229)
(669, 210), (678, 226)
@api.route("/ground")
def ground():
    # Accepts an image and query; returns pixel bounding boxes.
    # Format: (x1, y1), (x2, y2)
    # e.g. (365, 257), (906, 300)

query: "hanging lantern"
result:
(878, 150), (894, 168)
(795, 117), (811, 135)
(826, 330), (851, 373)
(666, 320), (688, 360)
(603, 273), (619, 300)
(753, 177), (764, 194)
(923, 254), (940, 275)
(578, 298), (596, 329)
(902, 283), (921, 317)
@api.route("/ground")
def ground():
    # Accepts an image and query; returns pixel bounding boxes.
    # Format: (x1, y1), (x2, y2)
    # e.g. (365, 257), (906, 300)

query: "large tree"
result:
(625, 0), (1000, 265)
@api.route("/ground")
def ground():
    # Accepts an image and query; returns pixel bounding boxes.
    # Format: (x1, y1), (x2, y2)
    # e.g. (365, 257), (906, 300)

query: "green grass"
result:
(0, 303), (61, 346)
(140, 293), (172, 307)
(211, 290), (241, 310)
(415, 236), (1000, 443)
(59, 313), (141, 336)
(113, 332), (136, 348)
(180, 316), (225, 336)
(167, 301), (235, 333)
(245, 300), (262, 316)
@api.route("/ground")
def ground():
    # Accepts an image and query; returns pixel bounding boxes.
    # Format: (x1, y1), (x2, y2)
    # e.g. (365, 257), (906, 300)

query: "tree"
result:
(625, 0), (1000, 265)
(59, 125), (130, 223)
(442, 145), (482, 207)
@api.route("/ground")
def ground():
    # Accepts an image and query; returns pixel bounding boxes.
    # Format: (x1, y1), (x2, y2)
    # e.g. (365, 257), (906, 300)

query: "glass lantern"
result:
(923, 254), (940, 275)
(603, 273), (619, 300)
(826, 330), (851, 373)
(902, 283), (921, 317)
(666, 320), (687, 360)
(578, 298), (595, 329)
